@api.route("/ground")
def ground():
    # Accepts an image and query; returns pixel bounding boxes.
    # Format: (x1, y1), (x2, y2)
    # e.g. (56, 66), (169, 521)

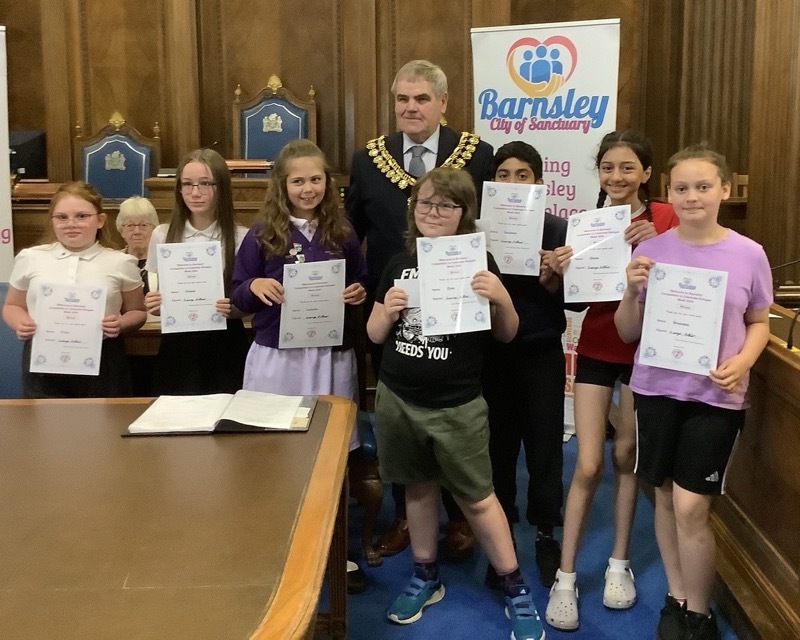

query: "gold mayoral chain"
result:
(366, 132), (480, 190)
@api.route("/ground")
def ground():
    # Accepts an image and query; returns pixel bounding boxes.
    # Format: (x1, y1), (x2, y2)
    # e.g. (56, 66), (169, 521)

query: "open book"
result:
(124, 390), (317, 436)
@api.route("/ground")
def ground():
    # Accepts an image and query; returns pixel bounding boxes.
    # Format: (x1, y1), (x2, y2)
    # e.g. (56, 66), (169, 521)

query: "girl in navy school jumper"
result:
(230, 139), (366, 425)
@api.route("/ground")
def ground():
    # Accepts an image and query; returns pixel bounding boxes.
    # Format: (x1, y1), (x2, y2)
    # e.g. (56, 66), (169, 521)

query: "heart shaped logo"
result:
(506, 36), (578, 98)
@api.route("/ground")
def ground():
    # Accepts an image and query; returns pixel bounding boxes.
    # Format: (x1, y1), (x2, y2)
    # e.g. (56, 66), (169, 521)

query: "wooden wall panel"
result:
(641, 0), (685, 182)
(0, 0), (45, 131)
(678, 1), (753, 174)
(80, 1), (163, 136)
(748, 0), (800, 276)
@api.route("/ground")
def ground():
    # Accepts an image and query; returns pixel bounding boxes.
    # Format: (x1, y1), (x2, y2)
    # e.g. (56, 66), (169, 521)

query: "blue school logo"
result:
(65, 292), (80, 303)
(182, 251), (198, 262)
(507, 193), (523, 204)
(678, 278), (697, 291)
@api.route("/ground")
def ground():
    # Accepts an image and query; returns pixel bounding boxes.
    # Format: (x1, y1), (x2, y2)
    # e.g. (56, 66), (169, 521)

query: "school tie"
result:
(409, 145), (427, 178)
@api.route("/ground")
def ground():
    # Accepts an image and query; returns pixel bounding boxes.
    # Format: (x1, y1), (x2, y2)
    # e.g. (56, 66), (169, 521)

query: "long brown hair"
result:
(405, 166), (477, 253)
(166, 148), (239, 292)
(256, 139), (348, 257)
(43, 181), (113, 247)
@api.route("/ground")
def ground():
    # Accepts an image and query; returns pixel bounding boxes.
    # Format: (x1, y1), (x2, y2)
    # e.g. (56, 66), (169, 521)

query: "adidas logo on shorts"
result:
(705, 471), (719, 483)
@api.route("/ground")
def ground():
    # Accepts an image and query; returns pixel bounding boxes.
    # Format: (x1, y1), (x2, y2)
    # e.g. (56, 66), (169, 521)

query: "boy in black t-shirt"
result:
(367, 167), (545, 640)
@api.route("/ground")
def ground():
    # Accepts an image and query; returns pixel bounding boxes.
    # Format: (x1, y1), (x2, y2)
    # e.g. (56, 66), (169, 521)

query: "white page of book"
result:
(218, 390), (306, 429)
(128, 394), (232, 433)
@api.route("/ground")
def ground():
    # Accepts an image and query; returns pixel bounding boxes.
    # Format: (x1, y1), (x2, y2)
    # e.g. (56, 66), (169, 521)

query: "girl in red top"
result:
(545, 130), (679, 631)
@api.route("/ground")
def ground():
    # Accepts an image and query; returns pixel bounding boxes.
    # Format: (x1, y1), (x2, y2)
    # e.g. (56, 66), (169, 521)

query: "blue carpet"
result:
(339, 434), (738, 639)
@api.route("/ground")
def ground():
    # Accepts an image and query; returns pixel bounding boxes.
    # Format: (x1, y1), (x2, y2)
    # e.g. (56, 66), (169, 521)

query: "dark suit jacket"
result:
(346, 126), (494, 295)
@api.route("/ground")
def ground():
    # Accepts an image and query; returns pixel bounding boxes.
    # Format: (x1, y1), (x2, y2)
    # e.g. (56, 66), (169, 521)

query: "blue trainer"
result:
(387, 574), (446, 624)
(505, 584), (545, 640)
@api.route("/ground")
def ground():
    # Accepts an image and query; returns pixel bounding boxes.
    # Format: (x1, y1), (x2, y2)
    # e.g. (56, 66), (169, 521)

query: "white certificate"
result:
(417, 232), (490, 336)
(563, 205), (631, 303)
(394, 278), (420, 308)
(279, 259), (346, 348)
(30, 282), (107, 376)
(480, 181), (546, 276)
(639, 263), (727, 375)
(157, 241), (226, 334)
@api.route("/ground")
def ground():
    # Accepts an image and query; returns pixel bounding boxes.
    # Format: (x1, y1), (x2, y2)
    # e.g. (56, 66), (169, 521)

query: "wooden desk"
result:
(0, 396), (355, 640)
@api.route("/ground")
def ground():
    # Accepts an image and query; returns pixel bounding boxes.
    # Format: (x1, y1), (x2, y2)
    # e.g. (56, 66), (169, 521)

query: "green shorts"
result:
(374, 381), (493, 503)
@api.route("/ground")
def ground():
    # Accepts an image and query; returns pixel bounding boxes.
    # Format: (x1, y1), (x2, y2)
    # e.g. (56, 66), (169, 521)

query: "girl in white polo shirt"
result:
(3, 181), (146, 397)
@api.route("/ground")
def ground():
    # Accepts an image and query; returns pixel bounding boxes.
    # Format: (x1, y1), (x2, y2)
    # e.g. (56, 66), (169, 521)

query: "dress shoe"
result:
(347, 560), (367, 595)
(376, 518), (410, 557)
(443, 519), (475, 562)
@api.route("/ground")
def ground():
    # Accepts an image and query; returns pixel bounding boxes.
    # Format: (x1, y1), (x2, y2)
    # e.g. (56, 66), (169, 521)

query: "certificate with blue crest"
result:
(157, 241), (226, 333)
(563, 205), (631, 303)
(480, 181), (546, 276)
(30, 282), (107, 376)
(417, 232), (490, 337)
(279, 259), (346, 348)
(639, 263), (727, 375)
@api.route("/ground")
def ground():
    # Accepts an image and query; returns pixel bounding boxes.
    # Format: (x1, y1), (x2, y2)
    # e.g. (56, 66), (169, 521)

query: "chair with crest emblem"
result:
(74, 112), (161, 199)
(232, 75), (317, 164)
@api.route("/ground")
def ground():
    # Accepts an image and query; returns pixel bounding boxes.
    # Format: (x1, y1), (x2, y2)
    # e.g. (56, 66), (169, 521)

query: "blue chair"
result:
(232, 75), (317, 165)
(74, 112), (161, 199)
(0, 283), (24, 398)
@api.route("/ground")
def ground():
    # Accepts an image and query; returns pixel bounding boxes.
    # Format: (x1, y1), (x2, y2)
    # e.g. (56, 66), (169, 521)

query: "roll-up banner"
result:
(471, 20), (620, 429)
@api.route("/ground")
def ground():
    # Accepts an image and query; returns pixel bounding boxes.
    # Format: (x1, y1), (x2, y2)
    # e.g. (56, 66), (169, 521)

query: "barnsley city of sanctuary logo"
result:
(506, 36), (578, 98)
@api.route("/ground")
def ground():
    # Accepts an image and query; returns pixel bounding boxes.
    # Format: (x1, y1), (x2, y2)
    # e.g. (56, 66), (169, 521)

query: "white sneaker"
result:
(603, 565), (637, 609)
(545, 576), (579, 631)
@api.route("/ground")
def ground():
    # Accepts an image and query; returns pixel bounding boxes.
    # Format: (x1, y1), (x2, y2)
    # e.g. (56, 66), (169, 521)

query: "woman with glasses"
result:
(2, 181), (146, 398)
(116, 196), (158, 294)
(144, 148), (250, 395)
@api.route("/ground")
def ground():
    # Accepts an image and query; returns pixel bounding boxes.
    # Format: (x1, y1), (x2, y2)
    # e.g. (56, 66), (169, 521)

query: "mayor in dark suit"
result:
(346, 59), (494, 562)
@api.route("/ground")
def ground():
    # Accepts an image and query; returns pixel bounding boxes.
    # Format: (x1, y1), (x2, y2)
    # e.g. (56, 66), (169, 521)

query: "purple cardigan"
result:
(231, 222), (367, 349)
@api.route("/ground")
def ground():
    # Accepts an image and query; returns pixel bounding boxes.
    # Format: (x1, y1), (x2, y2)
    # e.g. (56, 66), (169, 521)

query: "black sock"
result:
(498, 567), (525, 594)
(413, 560), (439, 582)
